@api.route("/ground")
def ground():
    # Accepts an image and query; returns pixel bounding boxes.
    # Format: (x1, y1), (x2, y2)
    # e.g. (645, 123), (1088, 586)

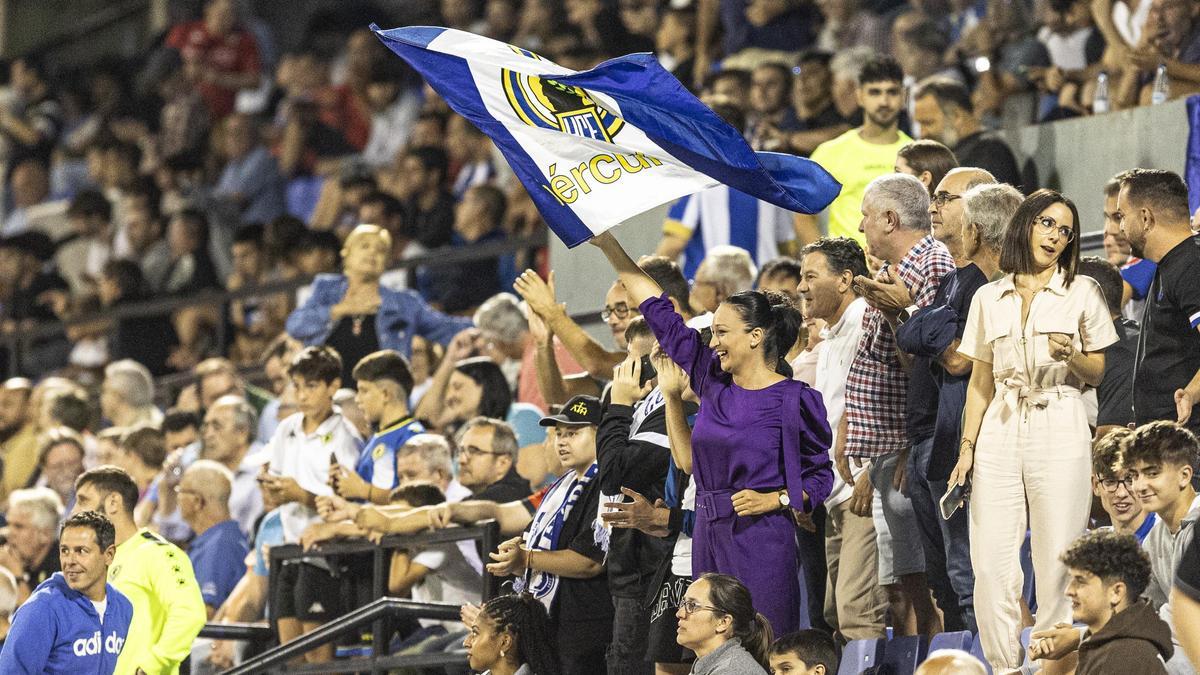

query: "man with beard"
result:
(1116, 169), (1200, 433)
(911, 78), (1023, 191)
(798, 57), (911, 246)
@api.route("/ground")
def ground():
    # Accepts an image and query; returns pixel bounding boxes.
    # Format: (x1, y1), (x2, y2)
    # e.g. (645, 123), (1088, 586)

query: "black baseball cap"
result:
(540, 395), (602, 427)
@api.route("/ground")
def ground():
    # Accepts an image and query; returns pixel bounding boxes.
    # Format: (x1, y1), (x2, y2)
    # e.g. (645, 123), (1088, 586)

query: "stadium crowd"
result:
(0, 0), (1199, 674)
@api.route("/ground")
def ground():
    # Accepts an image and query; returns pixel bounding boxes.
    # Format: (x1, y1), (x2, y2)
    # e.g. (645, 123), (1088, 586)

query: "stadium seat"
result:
(1021, 531), (1037, 614)
(969, 633), (995, 675)
(878, 635), (924, 675)
(837, 638), (884, 675)
(1021, 626), (1033, 665)
(928, 630), (973, 653)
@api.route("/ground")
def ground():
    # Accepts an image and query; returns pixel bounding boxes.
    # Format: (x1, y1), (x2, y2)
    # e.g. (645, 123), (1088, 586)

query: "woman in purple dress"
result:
(592, 232), (834, 635)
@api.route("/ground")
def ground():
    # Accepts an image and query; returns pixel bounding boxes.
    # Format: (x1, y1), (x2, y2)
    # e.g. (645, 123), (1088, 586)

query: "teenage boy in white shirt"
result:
(259, 345), (363, 665)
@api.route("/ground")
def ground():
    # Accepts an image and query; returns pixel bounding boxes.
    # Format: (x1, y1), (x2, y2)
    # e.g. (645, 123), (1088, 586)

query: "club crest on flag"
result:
(503, 48), (625, 143)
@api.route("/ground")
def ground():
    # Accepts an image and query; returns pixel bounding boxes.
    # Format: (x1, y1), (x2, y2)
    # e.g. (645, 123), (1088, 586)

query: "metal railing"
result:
(198, 622), (274, 642)
(1, 230), (549, 378)
(225, 597), (470, 675)
(229, 520), (502, 674)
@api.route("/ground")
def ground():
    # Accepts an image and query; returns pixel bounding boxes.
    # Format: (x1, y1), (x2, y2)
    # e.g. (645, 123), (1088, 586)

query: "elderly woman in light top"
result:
(950, 189), (1117, 672)
(676, 573), (773, 675)
(286, 224), (472, 384)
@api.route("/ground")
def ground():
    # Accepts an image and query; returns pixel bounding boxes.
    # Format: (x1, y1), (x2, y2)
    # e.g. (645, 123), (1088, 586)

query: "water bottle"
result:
(1152, 64), (1171, 105)
(1093, 72), (1109, 114)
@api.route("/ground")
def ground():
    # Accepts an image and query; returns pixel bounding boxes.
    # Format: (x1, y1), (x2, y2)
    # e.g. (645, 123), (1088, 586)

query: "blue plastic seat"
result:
(969, 632), (995, 675)
(928, 630), (973, 654)
(1020, 626), (1034, 665)
(837, 638), (884, 675)
(878, 635), (925, 675)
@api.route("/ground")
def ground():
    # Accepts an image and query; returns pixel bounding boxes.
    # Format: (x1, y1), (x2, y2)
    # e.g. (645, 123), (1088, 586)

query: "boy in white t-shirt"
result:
(259, 345), (363, 664)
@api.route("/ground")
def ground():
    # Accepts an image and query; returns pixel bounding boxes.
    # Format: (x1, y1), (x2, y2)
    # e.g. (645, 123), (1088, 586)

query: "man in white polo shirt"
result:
(799, 236), (889, 640)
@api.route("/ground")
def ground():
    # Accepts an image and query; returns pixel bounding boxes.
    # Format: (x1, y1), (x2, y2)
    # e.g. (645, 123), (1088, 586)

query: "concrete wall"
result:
(552, 99), (1193, 330)
(547, 203), (671, 343)
(999, 98), (1189, 232)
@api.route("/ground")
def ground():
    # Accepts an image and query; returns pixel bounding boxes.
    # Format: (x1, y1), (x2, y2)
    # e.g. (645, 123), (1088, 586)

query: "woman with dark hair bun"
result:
(591, 231), (834, 636)
(465, 593), (561, 675)
(676, 573), (772, 674)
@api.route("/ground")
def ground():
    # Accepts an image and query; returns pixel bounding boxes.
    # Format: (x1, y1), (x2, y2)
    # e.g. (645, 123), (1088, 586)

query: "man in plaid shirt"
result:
(842, 173), (956, 636)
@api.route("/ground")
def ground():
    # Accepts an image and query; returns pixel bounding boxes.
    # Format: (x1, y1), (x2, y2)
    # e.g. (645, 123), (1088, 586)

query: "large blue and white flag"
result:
(371, 25), (841, 247)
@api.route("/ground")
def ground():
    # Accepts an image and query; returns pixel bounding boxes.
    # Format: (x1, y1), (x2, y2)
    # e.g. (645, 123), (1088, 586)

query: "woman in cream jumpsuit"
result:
(950, 190), (1117, 672)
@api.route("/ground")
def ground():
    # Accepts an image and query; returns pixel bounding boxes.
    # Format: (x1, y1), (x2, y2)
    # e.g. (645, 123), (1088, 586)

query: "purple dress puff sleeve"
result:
(639, 293), (719, 395)
(782, 384), (834, 511)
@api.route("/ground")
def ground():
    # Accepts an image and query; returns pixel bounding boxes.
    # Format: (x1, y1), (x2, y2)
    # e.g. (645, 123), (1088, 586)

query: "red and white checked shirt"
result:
(844, 234), (955, 459)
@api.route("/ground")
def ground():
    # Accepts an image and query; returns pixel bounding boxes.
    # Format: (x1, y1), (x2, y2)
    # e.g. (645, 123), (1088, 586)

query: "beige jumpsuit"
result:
(959, 270), (1118, 671)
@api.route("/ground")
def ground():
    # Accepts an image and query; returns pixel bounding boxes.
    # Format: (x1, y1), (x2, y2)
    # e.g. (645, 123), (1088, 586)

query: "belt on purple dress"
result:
(695, 488), (785, 521)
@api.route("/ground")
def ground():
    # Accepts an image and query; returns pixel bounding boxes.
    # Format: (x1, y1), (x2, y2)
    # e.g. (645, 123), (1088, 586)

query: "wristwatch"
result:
(777, 490), (791, 508)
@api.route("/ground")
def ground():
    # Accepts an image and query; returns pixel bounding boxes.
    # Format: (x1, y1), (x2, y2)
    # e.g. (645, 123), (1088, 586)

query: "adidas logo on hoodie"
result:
(0, 572), (134, 674)
(72, 631), (125, 657)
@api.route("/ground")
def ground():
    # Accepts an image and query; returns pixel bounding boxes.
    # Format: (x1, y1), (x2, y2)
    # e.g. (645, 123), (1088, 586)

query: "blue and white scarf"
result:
(515, 462), (597, 609)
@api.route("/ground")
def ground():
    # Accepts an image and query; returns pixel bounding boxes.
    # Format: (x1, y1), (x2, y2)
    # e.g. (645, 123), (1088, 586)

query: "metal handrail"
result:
(198, 622), (274, 642)
(1, 230), (548, 375)
(223, 597), (467, 675)
(261, 520), (500, 672)
(24, 231), (549, 340)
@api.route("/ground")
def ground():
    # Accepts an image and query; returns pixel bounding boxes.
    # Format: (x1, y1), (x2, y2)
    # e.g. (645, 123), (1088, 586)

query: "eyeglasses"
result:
(932, 192), (963, 207)
(460, 445), (503, 460)
(173, 486), (199, 497)
(1099, 476), (1135, 493)
(679, 598), (724, 617)
(601, 304), (637, 321)
(1035, 216), (1076, 242)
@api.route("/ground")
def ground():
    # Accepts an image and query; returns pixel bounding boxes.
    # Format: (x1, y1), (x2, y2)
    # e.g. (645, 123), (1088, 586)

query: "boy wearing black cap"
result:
(483, 394), (612, 675)
(355, 395), (614, 675)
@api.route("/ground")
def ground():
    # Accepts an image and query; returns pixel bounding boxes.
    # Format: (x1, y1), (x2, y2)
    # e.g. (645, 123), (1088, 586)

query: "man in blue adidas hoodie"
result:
(0, 510), (133, 674)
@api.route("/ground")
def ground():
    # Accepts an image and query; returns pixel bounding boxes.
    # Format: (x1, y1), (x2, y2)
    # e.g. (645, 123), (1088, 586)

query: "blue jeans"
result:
(908, 438), (976, 633)
(795, 503), (831, 633)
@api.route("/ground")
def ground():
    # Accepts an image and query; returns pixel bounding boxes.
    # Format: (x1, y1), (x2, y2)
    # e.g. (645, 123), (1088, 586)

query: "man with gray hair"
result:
(843, 172), (955, 638)
(155, 395), (264, 542)
(396, 434), (469, 500)
(101, 360), (162, 428)
(395, 433), (482, 572)
(0, 487), (64, 603)
(886, 172), (1017, 635)
(473, 292), (585, 414)
(455, 417), (531, 502)
(915, 649), (988, 675)
(690, 245), (757, 314)
(178, 460), (249, 617)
